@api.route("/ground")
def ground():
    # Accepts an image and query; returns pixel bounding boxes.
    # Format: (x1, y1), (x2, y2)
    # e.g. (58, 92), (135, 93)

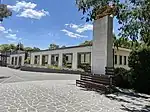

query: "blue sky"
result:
(0, 0), (120, 49)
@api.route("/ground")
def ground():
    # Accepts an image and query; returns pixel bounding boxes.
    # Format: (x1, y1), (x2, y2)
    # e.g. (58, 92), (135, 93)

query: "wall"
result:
(114, 48), (131, 70)
(9, 46), (131, 70)
(10, 53), (25, 66)
(30, 46), (92, 70)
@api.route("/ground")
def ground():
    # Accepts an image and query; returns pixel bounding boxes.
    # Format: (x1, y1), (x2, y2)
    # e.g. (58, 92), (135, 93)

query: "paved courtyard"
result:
(0, 67), (150, 112)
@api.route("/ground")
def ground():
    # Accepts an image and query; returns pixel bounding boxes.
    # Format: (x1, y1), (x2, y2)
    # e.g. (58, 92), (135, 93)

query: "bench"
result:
(105, 67), (114, 75)
(76, 73), (115, 93)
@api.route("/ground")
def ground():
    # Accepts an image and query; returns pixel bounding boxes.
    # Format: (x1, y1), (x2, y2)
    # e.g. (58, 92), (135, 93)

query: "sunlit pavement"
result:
(0, 67), (150, 112)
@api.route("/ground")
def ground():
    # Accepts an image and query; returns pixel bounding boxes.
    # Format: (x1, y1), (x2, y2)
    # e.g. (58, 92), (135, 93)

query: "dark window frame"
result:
(114, 55), (117, 65)
(119, 55), (122, 65)
(124, 56), (127, 65)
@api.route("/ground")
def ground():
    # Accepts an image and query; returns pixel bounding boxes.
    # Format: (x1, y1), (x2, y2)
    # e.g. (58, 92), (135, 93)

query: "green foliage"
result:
(128, 46), (150, 93)
(49, 44), (59, 50)
(80, 40), (92, 46)
(80, 37), (141, 49)
(0, 44), (11, 51)
(61, 46), (66, 48)
(24, 58), (30, 64)
(113, 36), (141, 49)
(0, 4), (12, 21)
(78, 63), (91, 72)
(114, 67), (131, 88)
(16, 43), (24, 51)
(0, 43), (40, 52)
(76, 0), (121, 21)
(117, 0), (150, 45)
(76, 0), (150, 44)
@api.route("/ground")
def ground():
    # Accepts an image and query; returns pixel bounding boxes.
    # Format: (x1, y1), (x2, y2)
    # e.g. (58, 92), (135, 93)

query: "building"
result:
(9, 45), (131, 70)
(0, 51), (11, 66)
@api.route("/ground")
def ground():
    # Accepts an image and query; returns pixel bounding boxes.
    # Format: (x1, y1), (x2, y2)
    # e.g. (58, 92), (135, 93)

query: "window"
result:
(15, 57), (17, 65)
(56, 56), (58, 62)
(81, 54), (85, 63)
(119, 56), (122, 65)
(85, 54), (90, 63)
(34, 56), (38, 64)
(11, 57), (14, 65)
(124, 56), (127, 65)
(65, 56), (69, 61)
(114, 55), (117, 64)
(34, 55), (40, 65)
(42, 55), (48, 65)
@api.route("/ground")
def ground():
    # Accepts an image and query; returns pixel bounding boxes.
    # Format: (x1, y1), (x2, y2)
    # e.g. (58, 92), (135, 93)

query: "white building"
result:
(9, 45), (131, 70)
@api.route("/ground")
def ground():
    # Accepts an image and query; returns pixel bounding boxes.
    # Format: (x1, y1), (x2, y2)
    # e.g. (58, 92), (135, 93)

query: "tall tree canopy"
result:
(76, 0), (150, 45)
(49, 44), (59, 50)
(0, 43), (40, 52)
(0, 4), (12, 21)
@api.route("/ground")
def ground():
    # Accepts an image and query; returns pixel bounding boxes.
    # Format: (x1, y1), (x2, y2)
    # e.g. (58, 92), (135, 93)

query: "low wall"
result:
(7, 65), (20, 69)
(20, 66), (84, 74)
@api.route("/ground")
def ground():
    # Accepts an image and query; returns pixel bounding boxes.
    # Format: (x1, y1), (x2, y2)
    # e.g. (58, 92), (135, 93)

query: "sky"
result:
(0, 0), (121, 49)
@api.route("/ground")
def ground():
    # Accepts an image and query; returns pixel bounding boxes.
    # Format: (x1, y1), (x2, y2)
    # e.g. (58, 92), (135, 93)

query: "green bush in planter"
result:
(78, 63), (91, 72)
(128, 46), (150, 94)
(114, 67), (131, 88)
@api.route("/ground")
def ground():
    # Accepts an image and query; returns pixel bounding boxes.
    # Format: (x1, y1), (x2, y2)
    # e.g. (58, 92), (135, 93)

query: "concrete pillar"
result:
(13, 57), (15, 65)
(22, 56), (25, 65)
(72, 52), (77, 70)
(9, 57), (12, 65)
(17, 56), (19, 66)
(30, 54), (34, 65)
(48, 54), (51, 66)
(39, 55), (42, 66)
(92, 16), (113, 74)
(58, 53), (63, 67)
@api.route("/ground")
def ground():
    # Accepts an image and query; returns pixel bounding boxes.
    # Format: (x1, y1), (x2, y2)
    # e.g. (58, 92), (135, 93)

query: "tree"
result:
(80, 40), (92, 46)
(0, 4), (12, 21)
(61, 46), (66, 48)
(32, 47), (40, 51)
(76, 0), (121, 22)
(76, 0), (150, 45)
(16, 43), (24, 51)
(24, 47), (33, 52)
(0, 44), (10, 52)
(49, 44), (59, 50)
(116, 0), (150, 45)
(9, 44), (16, 51)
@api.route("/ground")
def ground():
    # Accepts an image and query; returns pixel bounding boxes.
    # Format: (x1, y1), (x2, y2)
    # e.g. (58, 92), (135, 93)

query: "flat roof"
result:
(10, 44), (131, 55)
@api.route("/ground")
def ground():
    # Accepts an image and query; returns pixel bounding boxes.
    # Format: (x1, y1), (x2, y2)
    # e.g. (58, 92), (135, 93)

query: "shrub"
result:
(24, 58), (30, 64)
(114, 67), (131, 88)
(78, 63), (91, 72)
(128, 46), (150, 94)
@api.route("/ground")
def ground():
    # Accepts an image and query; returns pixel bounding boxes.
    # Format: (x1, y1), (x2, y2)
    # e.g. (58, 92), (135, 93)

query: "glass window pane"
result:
(81, 54), (84, 63)
(124, 56), (127, 65)
(85, 54), (90, 63)
(119, 56), (122, 65)
(115, 55), (117, 64)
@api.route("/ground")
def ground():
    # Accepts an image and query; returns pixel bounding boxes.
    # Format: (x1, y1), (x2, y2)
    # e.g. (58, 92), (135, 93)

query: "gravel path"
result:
(0, 80), (150, 112)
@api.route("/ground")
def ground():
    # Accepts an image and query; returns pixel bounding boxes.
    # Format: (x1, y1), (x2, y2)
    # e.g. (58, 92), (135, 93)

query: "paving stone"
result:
(8, 108), (18, 112)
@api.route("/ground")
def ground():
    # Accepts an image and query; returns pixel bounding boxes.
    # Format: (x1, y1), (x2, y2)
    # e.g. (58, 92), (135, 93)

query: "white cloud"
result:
(8, 1), (37, 12)
(6, 34), (18, 40)
(61, 29), (87, 38)
(0, 26), (5, 32)
(0, 25), (20, 41)
(8, 1), (49, 19)
(17, 9), (49, 19)
(65, 23), (93, 33)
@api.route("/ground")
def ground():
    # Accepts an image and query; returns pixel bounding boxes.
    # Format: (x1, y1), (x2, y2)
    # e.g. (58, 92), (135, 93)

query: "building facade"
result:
(9, 45), (131, 70)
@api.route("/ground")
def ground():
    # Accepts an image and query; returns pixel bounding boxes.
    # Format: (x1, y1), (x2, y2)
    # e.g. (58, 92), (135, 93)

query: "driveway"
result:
(0, 67), (80, 83)
(0, 67), (149, 112)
